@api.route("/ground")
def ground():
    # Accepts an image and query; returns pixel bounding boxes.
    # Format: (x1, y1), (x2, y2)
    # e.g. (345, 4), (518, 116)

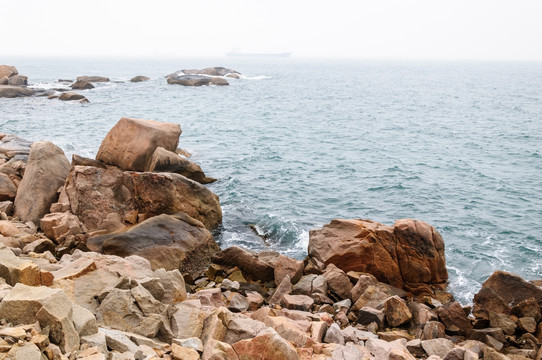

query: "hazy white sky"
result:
(3, 0), (542, 60)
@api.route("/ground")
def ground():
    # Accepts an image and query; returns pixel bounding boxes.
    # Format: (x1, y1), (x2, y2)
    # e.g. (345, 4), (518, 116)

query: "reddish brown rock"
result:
(384, 296), (412, 327)
(274, 254), (304, 286)
(435, 302), (473, 336)
(308, 218), (447, 294)
(323, 263), (353, 300)
(14, 141), (71, 224)
(211, 246), (274, 282)
(473, 271), (542, 319)
(59, 165), (222, 231)
(59, 91), (87, 101)
(232, 329), (301, 360)
(8, 75), (28, 86)
(281, 294), (314, 312)
(96, 117), (181, 171)
(70, 80), (94, 90)
(76, 76), (110, 82)
(87, 212), (219, 278)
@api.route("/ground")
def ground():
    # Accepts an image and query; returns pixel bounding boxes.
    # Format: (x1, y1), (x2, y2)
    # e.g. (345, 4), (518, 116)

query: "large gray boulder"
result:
(14, 141), (70, 224)
(0, 85), (36, 98)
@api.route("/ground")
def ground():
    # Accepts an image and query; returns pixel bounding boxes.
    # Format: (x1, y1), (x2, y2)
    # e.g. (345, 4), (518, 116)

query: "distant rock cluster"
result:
(166, 67), (241, 86)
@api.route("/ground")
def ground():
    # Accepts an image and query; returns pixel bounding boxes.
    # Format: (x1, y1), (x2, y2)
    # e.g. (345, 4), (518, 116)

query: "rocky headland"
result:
(1, 109), (541, 359)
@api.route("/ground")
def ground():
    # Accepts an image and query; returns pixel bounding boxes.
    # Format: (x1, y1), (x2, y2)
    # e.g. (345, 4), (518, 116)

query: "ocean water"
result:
(1, 57), (541, 304)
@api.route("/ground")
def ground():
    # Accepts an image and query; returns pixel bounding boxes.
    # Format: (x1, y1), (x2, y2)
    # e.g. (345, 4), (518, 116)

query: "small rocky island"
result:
(1, 90), (542, 359)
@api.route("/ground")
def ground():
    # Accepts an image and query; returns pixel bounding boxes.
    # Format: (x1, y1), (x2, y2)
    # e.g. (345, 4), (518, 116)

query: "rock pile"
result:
(1, 116), (541, 359)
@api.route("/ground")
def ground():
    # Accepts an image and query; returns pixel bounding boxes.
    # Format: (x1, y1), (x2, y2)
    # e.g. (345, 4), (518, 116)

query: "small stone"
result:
(220, 278), (240, 291)
(518, 317), (537, 333)
(245, 291), (264, 311)
(324, 323), (345, 345)
(227, 292), (249, 312)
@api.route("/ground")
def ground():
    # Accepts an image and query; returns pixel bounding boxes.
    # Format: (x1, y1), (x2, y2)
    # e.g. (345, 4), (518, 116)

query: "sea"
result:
(1, 57), (541, 304)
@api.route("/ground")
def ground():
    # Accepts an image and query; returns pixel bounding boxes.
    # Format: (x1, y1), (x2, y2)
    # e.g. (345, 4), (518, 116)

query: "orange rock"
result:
(308, 218), (447, 294)
(96, 117), (181, 171)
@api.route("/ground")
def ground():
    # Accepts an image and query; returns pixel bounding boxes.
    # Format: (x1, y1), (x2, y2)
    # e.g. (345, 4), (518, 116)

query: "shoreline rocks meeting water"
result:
(1, 117), (541, 359)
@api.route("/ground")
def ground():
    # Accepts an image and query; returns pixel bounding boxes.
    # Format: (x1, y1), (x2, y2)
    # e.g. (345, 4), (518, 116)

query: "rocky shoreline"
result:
(1, 114), (541, 358)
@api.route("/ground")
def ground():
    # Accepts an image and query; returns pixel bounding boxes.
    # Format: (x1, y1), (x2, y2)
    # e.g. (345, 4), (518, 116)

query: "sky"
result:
(3, 0), (542, 61)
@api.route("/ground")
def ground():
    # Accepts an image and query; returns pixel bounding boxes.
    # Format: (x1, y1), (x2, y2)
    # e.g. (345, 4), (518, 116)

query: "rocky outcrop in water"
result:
(76, 75), (110, 83)
(165, 67), (241, 86)
(0, 65), (45, 98)
(70, 80), (94, 90)
(130, 75), (149, 82)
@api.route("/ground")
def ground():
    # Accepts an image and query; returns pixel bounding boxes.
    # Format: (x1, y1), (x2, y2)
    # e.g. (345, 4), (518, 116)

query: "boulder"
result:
(0, 65), (18, 78)
(87, 213), (219, 277)
(0, 134), (32, 157)
(366, 338), (415, 360)
(146, 146), (216, 184)
(59, 91), (87, 101)
(0, 283), (79, 353)
(130, 76), (149, 82)
(308, 218), (447, 294)
(170, 67), (241, 78)
(0, 85), (36, 98)
(8, 75), (28, 86)
(232, 329), (300, 360)
(171, 344), (199, 360)
(167, 75), (229, 86)
(435, 302), (473, 336)
(211, 246), (274, 282)
(0, 76), (7, 85)
(0, 243), (53, 286)
(170, 301), (206, 339)
(70, 80), (94, 90)
(421, 338), (455, 358)
(76, 76), (110, 82)
(96, 117), (181, 171)
(13, 141), (71, 224)
(58, 165), (222, 231)
(473, 271), (542, 319)
(384, 295), (412, 327)
(71, 154), (107, 168)
(0, 172), (17, 201)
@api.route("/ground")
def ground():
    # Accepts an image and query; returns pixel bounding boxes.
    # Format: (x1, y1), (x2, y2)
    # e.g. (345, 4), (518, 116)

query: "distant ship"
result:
(226, 49), (291, 58)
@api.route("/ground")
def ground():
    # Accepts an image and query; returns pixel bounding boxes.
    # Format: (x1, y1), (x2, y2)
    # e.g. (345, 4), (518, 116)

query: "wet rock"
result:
(76, 76), (110, 82)
(13, 141), (70, 224)
(309, 218), (447, 294)
(212, 246), (274, 282)
(384, 295), (412, 327)
(130, 76), (149, 82)
(146, 146), (216, 184)
(60, 165), (222, 231)
(88, 213), (219, 277)
(97, 117), (181, 172)
(70, 80), (94, 90)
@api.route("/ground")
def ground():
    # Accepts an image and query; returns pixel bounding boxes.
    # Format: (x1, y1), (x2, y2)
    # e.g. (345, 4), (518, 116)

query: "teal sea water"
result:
(1, 57), (541, 304)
